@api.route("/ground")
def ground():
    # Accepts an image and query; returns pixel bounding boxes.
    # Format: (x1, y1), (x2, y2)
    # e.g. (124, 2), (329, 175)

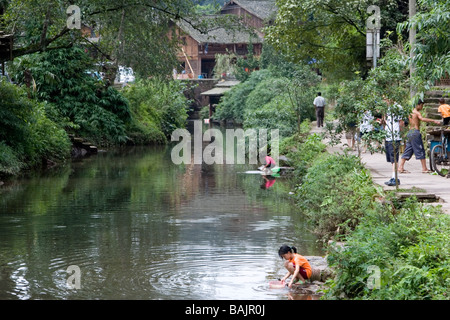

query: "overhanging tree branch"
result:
(12, 27), (72, 59)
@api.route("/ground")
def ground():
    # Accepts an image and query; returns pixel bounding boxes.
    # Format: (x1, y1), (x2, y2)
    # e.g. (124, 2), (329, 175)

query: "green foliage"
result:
(295, 153), (379, 241)
(328, 41), (411, 153)
(264, 0), (408, 80)
(0, 79), (71, 176)
(214, 69), (273, 123)
(332, 79), (365, 135)
(361, 39), (410, 107)
(244, 93), (297, 138)
(2, 0), (199, 78)
(284, 132), (327, 178)
(213, 52), (238, 79)
(285, 64), (321, 131)
(324, 199), (450, 300)
(122, 78), (189, 144)
(0, 142), (24, 176)
(398, 0), (450, 91)
(284, 121), (450, 299)
(234, 42), (260, 81)
(8, 47), (130, 145)
(215, 63), (319, 135)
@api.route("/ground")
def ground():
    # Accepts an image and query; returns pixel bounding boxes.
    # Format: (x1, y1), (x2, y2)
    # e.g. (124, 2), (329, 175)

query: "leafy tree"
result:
(0, 0), (210, 79)
(285, 64), (321, 132)
(122, 78), (189, 144)
(398, 0), (450, 91)
(264, 0), (409, 80)
(0, 79), (71, 176)
(8, 47), (130, 145)
(214, 69), (274, 123)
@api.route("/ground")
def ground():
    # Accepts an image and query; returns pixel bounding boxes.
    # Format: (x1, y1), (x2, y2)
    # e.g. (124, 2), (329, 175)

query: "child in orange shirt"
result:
(278, 245), (312, 288)
(438, 98), (450, 125)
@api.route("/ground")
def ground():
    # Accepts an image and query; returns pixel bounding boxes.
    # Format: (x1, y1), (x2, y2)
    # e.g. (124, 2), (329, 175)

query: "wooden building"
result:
(220, 0), (277, 35)
(174, 0), (277, 79)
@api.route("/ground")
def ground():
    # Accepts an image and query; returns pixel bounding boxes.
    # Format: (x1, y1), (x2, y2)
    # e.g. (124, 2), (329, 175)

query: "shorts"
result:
(401, 129), (425, 160)
(292, 264), (310, 279)
(299, 267), (309, 279)
(385, 140), (402, 163)
(444, 117), (450, 126)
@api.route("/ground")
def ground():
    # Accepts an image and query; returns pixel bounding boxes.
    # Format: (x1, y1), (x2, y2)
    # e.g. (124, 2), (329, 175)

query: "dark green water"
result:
(0, 136), (323, 299)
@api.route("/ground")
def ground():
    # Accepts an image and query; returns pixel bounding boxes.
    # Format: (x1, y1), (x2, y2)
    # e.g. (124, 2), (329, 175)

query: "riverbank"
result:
(290, 121), (450, 299)
(311, 123), (450, 214)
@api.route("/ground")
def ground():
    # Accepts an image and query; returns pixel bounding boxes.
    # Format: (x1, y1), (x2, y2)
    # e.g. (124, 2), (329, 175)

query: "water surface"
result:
(0, 141), (323, 300)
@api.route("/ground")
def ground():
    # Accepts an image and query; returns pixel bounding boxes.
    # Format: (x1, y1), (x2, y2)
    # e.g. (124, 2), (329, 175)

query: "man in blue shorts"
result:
(398, 100), (441, 173)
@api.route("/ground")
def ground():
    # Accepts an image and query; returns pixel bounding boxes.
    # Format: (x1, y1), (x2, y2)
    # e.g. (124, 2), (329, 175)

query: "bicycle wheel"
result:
(431, 144), (450, 177)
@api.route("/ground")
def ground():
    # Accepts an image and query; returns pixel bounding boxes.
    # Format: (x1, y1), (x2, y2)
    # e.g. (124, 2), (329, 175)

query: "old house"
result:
(174, 0), (277, 79)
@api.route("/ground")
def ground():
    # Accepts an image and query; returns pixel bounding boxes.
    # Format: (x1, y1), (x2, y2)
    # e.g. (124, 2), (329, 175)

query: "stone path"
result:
(310, 123), (450, 214)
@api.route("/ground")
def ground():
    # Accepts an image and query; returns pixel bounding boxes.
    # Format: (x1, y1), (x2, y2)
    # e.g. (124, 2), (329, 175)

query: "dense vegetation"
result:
(213, 46), (320, 138)
(0, 47), (189, 178)
(282, 129), (450, 299)
(0, 79), (71, 176)
(9, 47), (131, 145)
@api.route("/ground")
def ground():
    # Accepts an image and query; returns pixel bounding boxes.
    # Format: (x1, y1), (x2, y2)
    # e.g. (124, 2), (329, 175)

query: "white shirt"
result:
(385, 104), (403, 141)
(313, 96), (325, 107)
(360, 111), (374, 133)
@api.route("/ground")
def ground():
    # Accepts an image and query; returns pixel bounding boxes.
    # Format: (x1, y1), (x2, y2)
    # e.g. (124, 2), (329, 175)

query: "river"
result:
(0, 123), (324, 300)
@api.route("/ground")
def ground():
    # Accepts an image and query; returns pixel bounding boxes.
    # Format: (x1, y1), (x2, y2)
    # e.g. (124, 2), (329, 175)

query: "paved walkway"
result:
(310, 123), (450, 214)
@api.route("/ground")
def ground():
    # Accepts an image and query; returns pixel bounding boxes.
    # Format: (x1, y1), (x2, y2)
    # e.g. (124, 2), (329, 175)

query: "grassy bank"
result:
(283, 122), (450, 300)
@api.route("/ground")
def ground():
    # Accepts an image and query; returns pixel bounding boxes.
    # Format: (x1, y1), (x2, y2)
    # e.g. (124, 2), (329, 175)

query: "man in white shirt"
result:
(313, 92), (326, 127)
(383, 103), (404, 186)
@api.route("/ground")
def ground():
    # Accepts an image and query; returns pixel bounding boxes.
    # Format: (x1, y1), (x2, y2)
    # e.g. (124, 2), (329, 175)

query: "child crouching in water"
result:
(278, 245), (312, 288)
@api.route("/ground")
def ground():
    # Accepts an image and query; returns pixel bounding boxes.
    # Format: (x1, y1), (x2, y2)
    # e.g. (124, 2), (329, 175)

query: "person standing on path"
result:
(438, 98), (450, 125)
(398, 100), (441, 174)
(383, 103), (404, 186)
(313, 92), (326, 128)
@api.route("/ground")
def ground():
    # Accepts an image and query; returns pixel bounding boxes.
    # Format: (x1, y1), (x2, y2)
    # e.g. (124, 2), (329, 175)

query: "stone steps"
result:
(424, 86), (450, 121)
(69, 135), (98, 158)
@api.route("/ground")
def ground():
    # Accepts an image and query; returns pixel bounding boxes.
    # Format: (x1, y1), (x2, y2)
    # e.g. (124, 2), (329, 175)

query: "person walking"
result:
(398, 100), (441, 174)
(313, 92), (326, 128)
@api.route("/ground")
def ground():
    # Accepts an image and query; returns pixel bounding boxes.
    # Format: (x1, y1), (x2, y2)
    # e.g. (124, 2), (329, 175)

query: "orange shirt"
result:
(289, 254), (312, 278)
(438, 104), (450, 118)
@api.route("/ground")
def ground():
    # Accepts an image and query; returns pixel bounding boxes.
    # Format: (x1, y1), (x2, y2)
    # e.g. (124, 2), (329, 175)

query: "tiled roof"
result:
(177, 17), (263, 44)
(221, 0), (277, 20)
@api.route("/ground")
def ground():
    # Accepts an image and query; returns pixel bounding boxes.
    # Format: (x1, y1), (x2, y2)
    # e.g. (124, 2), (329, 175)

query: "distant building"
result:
(173, 0), (277, 79)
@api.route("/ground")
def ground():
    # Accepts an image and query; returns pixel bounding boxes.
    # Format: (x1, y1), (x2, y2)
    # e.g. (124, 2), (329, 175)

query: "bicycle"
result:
(430, 127), (450, 178)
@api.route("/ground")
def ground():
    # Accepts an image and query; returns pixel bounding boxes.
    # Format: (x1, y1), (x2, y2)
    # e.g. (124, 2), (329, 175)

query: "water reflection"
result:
(0, 141), (323, 299)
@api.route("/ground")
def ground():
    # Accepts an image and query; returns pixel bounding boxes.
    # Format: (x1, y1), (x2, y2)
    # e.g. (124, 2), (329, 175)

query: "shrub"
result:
(324, 199), (450, 300)
(280, 131), (327, 178)
(0, 79), (70, 176)
(294, 153), (379, 241)
(8, 47), (130, 145)
(244, 93), (298, 138)
(214, 69), (274, 123)
(122, 78), (189, 144)
(0, 142), (24, 176)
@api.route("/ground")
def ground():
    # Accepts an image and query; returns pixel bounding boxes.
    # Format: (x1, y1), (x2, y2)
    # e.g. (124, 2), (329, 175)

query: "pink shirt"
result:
(265, 156), (276, 166)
